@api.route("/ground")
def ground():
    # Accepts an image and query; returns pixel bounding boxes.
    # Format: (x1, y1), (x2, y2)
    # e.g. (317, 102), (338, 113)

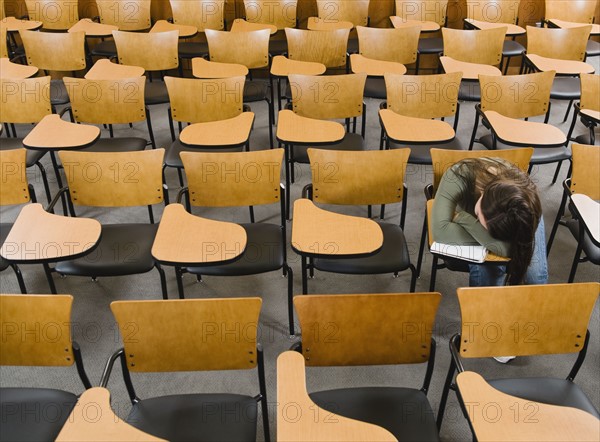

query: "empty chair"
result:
(544, 0), (599, 59)
(170, 0), (225, 60)
(567, 73), (600, 144)
(309, 0), (369, 52)
(243, 0), (298, 55)
(24, 0), (79, 30)
(285, 27), (350, 71)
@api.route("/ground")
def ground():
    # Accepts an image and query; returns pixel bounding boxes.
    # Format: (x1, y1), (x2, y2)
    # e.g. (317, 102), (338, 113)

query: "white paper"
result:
(430, 242), (488, 263)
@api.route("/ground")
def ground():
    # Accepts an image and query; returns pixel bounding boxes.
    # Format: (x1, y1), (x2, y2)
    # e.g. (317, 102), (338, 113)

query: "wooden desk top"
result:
(456, 371), (600, 442)
(192, 57), (248, 79)
(84, 59), (145, 80)
(231, 18), (277, 35)
(179, 112), (254, 147)
(0, 16), (42, 32)
(580, 109), (600, 123)
(151, 203), (246, 266)
(276, 110), (345, 145)
(548, 19), (600, 35)
(379, 109), (455, 143)
(68, 18), (117, 37)
(0, 204), (101, 264)
(350, 54), (407, 76)
(526, 54), (595, 75)
(277, 351), (397, 441)
(571, 194), (600, 245)
(23, 115), (100, 150)
(389, 16), (439, 32)
(440, 56), (502, 80)
(56, 387), (165, 441)
(307, 17), (354, 30)
(484, 111), (567, 146)
(291, 199), (383, 257)
(270, 55), (326, 77)
(464, 18), (525, 36)
(150, 20), (197, 38)
(0, 57), (38, 78)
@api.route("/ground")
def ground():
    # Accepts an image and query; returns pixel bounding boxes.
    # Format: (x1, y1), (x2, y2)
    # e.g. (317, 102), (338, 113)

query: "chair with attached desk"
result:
(0, 294), (92, 441)
(242, 0), (298, 55)
(437, 282), (600, 432)
(307, 0), (369, 53)
(544, 0), (599, 59)
(24, 0), (79, 31)
(567, 73), (600, 145)
(471, 71), (569, 184)
(379, 71), (463, 165)
(48, 149), (169, 299)
(281, 292), (442, 441)
(175, 149), (294, 337)
(350, 25), (420, 99)
(391, 0), (449, 74)
(285, 26), (350, 72)
(101, 297), (270, 442)
(417, 147), (533, 289)
(301, 148), (417, 294)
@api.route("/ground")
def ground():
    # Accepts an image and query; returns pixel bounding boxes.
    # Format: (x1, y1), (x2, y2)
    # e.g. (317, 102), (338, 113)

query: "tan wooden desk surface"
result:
(548, 19), (600, 36)
(23, 115), (100, 150)
(484, 111), (567, 146)
(69, 18), (117, 37)
(464, 18), (525, 36)
(0, 16), (42, 32)
(0, 204), (101, 263)
(440, 56), (502, 80)
(526, 54), (595, 75)
(56, 387), (165, 441)
(276, 110), (345, 144)
(151, 203), (247, 266)
(85, 59), (145, 80)
(571, 194), (600, 245)
(457, 371), (600, 442)
(231, 18), (277, 34)
(389, 16), (439, 32)
(291, 199), (383, 257)
(192, 57), (248, 79)
(379, 109), (455, 143)
(179, 112), (254, 147)
(350, 54), (407, 76)
(270, 55), (326, 77)
(151, 20), (197, 38)
(307, 17), (354, 30)
(580, 109), (600, 123)
(0, 57), (38, 78)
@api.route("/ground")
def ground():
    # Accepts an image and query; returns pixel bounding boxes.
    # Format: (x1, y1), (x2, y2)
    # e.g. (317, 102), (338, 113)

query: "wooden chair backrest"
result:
(0, 76), (52, 124)
(395, 0), (449, 26)
(111, 297), (262, 372)
(295, 293), (441, 366)
(181, 149), (284, 207)
(0, 25), (7, 58)
(58, 149), (165, 207)
(466, 0), (520, 24)
(385, 71), (462, 119)
(0, 294), (74, 366)
(288, 73), (366, 120)
(479, 70), (554, 119)
(570, 143), (600, 199)
(170, 0), (225, 31)
(0, 148), (31, 205)
(544, 0), (597, 23)
(25, 0), (79, 30)
(457, 283), (599, 358)
(0, 0), (4, 19)
(308, 148), (410, 205)
(430, 147), (533, 190)
(526, 25), (591, 61)
(285, 27), (349, 68)
(164, 76), (245, 123)
(64, 77), (146, 125)
(316, 0), (369, 27)
(442, 27), (505, 65)
(113, 30), (179, 71)
(580, 73), (600, 112)
(96, 0), (152, 31)
(356, 25), (419, 64)
(205, 28), (270, 69)
(243, 0), (297, 29)
(19, 30), (86, 71)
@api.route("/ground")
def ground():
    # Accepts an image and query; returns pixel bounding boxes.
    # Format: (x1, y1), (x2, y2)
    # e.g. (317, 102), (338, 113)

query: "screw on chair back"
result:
(96, 0), (152, 30)
(442, 26), (506, 65)
(526, 25), (592, 61)
(19, 30), (86, 72)
(285, 27), (350, 69)
(205, 28), (270, 69)
(113, 29), (179, 71)
(356, 25), (420, 65)
(169, 0), (225, 31)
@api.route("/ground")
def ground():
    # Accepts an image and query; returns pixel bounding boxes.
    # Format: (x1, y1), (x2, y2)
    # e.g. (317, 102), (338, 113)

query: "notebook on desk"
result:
(430, 242), (488, 263)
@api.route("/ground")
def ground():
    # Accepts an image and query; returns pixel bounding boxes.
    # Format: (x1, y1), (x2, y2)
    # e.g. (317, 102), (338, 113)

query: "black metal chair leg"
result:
(437, 358), (457, 430)
(43, 263), (57, 294)
(568, 242), (583, 283)
(416, 212), (428, 277)
(429, 256), (438, 291)
(551, 161), (562, 185)
(156, 264), (168, 300)
(36, 161), (52, 205)
(286, 264), (295, 336)
(301, 256), (308, 295)
(11, 264), (27, 294)
(175, 267), (185, 299)
(408, 264), (417, 292)
(563, 99), (574, 123)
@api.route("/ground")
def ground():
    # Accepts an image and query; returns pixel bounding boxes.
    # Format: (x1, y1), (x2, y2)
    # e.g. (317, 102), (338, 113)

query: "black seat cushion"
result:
(0, 223), (13, 272)
(0, 387), (78, 442)
(269, 38), (288, 56)
(551, 77), (581, 100)
(178, 41), (209, 58)
(502, 39), (525, 57)
(50, 79), (70, 106)
(314, 222), (411, 274)
(311, 387), (439, 441)
(187, 223), (283, 276)
(458, 81), (481, 102)
(84, 137), (147, 152)
(567, 219), (600, 264)
(144, 80), (169, 105)
(91, 40), (117, 57)
(389, 138), (464, 165)
(480, 134), (570, 164)
(0, 139), (47, 166)
(243, 80), (269, 103)
(291, 133), (365, 164)
(586, 39), (600, 58)
(55, 223), (158, 277)
(489, 378), (600, 418)
(126, 393), (257, 442)
(166, 139), (244, 168)
(364, 77), (386, 99)
(418, 37), (443, 54)
(574, 133), (593, 145)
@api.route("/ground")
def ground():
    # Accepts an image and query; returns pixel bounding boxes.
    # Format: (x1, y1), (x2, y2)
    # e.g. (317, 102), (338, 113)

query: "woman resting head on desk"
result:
(432, 157), (548, 287)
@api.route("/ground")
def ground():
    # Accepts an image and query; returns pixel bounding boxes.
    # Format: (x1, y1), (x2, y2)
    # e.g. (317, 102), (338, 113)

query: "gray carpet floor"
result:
(1, 70), (599, 441)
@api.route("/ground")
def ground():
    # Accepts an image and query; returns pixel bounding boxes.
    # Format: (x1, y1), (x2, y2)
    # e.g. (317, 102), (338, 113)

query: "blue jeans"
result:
(468, 217), (549, 286)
